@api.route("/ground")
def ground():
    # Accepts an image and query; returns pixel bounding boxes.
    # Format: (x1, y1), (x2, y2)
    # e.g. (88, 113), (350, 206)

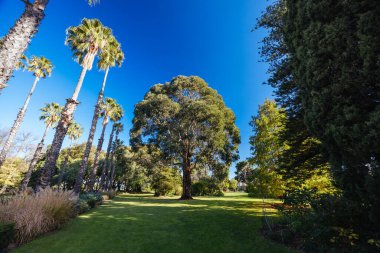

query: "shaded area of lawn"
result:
(14, 192), (293, 253)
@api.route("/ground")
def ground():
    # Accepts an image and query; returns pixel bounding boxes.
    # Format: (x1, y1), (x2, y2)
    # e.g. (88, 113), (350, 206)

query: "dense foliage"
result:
(191, 177), (224, 197)
(152, 167), (182, 197)
(258, 0), (380, 251)
(248, 100), (285, 198)
(130, 76), (240, 199)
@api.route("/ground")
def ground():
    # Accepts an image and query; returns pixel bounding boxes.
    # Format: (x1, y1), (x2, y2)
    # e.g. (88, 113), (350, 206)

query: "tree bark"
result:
(40, 67), (86, 190)
(0, 0), (48, 91)
(19, 124), (49, 191)
(107, 127), (120, 190)
(39, 99), (79, 189)
(86, 121), (107, 192)
(107, 153), (115, 191)
(57, 146), (71, 189)
(0, 76), (39, 168)
(76, 67), (109, 193)
(100, 124), (115, 190)
(180, 155), (193, 200)
(71, 66), (87, 101)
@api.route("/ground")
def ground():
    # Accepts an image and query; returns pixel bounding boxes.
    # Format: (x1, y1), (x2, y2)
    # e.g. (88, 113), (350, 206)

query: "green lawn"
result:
(14, 192), (293, 253)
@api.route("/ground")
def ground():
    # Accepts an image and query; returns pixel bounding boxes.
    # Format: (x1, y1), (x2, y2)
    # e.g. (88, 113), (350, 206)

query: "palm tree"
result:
(78, 36), (124, 193)
(0, 0), (101, 91)
(57, 121), (83, 189)
(0, 0), (48, 91)
(84, 98), (123, 192)
(0, 56), (53, 169)
(96, 120), (115, 191)
(99, 122), (116, 191)
(19, 102), (62, 191)
(39, 19), (113, 189)
(106, 122), (123, 190)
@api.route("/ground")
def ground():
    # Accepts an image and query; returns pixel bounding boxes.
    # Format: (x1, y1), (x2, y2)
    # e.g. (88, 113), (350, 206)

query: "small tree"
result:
(229, 179), (238, 192)
(249, 99), (286, 198)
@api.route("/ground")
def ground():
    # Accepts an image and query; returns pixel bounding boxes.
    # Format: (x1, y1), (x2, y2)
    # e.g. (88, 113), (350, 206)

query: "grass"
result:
(14, 192), (293, 253)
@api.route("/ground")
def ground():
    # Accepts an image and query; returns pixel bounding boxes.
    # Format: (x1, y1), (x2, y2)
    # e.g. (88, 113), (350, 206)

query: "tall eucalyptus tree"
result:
(0, 56), (53, 168)
(39, 19), (113, 189)
(130, 76), (240, 199)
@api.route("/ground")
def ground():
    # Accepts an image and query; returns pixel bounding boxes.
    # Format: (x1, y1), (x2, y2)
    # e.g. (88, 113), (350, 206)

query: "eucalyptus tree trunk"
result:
(0, 76), (40, 169)
(19, 124), (49, 191)
(86, 119), (108, 192)
(107, 127), (121, 190)
(99, 124), (115, 190)
(57, 145), (71, 189)
(180, 154), (193, 200)
(39, 67), (87, 190)
(0, 0), (48, 91)
(75, 67), (109, 193)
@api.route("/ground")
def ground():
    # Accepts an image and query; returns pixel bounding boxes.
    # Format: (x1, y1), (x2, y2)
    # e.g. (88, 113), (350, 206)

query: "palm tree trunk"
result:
(106, 156), (115, 191)
(71, 66), (87, 101)
(19, 124), (49, 191)
(0, 76), (39, 168)
(107, 128), (120, 190)
(0, 0), (48, 91)
(85, 121), (107, 192)
(39, 67), (87, 190)
(100, 124), (115, 190)
(57, 145), (71, 189)
(76, 67), (109, 193)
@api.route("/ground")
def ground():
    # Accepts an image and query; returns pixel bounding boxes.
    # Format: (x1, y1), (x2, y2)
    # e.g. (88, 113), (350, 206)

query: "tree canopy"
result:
(248, 99), (285, 197)
(130, 76), (240, 199)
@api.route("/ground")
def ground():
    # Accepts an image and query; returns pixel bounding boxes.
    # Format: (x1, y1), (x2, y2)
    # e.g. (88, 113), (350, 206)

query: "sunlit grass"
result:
(14, 192), (293, 253)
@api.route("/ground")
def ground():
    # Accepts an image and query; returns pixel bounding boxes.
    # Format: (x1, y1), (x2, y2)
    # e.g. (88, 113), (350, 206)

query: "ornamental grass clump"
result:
(0, 188), (76, 244)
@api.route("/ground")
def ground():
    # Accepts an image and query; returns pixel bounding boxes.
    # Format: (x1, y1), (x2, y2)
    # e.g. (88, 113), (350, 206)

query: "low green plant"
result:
(79, 193), (103, 208)
(0, 221), (14, 251)
(75, 199), (90, 214)
(264, 189), (380, 252)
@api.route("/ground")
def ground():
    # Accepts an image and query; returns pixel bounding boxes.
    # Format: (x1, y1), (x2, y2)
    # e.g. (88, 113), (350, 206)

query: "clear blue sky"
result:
(0, 0), (273, 178)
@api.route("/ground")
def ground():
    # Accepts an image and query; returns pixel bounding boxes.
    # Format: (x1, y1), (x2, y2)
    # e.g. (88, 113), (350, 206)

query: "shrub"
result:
(79, 192), (103, 208)
(191, 178), (224, 197)
(246, 173), (284, 198)
(0, 221), (14, 251)
(152, 167), (182, 197)
(103, 190), (116, 200)
(0, 188), (76, 244)
(264, 189), (380, 253)
(74, 199), (90, 214)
